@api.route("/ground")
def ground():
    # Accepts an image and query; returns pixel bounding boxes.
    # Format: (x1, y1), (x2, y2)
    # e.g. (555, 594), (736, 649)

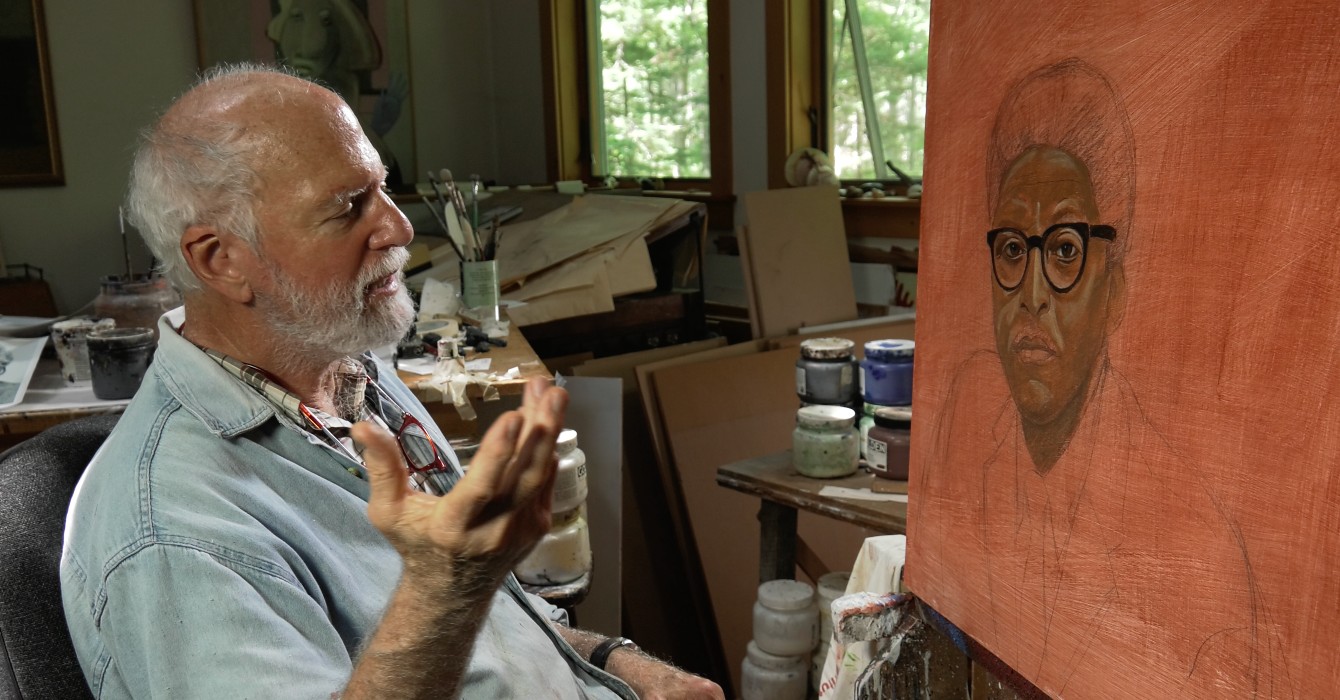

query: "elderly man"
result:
(60, 64), (722, 699)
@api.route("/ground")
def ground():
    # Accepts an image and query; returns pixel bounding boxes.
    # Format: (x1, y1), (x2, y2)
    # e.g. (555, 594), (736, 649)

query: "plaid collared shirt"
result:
(200, 348), (456, 495)
(200, 349), (381, 478)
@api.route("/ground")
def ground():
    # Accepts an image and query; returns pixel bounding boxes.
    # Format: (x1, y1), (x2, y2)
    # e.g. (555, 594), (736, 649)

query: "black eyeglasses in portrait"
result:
(987, 223), (1116, 293)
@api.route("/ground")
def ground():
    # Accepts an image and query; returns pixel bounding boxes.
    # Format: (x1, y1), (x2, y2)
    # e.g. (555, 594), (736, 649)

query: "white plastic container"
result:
(752, 579), (819, 657)
(513, 505), (592, 585)
(811, 570), (851, 692)
(552, 429), (588, 513)
(741, 641), (808, 700)
(816, 570), (851, 641)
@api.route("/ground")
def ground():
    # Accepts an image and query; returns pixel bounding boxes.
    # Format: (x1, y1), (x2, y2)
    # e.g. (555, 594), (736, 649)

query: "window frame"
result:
(766, 0), (923, 239)
(540, 0), (733, 202)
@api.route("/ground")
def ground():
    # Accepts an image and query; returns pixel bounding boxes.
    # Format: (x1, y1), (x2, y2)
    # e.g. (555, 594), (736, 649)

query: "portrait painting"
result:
(193, 0), (416, 187)
(907, 1), (1339, 698)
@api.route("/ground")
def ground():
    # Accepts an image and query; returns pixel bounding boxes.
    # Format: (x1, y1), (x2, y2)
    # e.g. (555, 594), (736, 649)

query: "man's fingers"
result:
(462, 412), (522, 495)
(516, 389), (567, 496)
(353, 420), (410, 525)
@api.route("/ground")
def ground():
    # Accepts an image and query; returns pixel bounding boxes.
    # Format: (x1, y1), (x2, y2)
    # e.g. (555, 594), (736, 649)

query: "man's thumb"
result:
(352, 420), (408, 520)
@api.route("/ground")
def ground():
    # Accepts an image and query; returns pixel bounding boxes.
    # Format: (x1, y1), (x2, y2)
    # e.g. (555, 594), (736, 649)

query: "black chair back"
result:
(0, 415), (118, 700)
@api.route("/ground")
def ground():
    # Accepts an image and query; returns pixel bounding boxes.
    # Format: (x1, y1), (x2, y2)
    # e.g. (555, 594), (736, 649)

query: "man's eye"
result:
(1002, 241), (1025, 259)
(1055, 242), (1079, 261)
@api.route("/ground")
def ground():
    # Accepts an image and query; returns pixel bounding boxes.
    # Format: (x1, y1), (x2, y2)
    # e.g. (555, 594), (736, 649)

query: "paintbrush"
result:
(426, 170), (471, 259)
(470, 174), (481, 232)
(486, 215), (500, 260)
(425, 170), (452, 220)
(440, 169), (477, 256)
(418, 194), (466, 260)
(119, 206), (132, 279)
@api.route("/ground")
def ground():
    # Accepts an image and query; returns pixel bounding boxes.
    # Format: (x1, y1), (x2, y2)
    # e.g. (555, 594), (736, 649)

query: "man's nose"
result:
(368, 193), (414, 250)
(1018, 248), (1050, 314)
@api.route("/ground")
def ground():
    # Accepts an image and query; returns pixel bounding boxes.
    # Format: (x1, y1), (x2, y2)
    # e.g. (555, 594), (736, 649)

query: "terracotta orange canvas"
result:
(906, 2), (1338, 697)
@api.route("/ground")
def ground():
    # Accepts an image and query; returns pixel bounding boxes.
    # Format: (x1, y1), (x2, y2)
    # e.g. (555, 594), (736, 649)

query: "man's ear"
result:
(1105, 261), (1127, 333)
(181, 225), (254, 304)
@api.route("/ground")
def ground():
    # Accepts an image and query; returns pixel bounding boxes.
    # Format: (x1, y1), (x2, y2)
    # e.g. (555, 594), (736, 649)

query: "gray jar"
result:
(795, 337), (859, 405)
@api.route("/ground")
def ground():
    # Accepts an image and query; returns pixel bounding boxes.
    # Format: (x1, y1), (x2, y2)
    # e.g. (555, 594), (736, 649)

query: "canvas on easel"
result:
(907, 1), (1337, 697)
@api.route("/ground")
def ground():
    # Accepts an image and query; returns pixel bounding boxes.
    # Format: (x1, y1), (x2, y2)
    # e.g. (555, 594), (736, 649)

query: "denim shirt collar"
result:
(152, 307), (280, 439)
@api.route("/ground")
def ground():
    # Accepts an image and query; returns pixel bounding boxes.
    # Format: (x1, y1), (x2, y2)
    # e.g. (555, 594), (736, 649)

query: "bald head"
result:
(127, 65), (354, 293)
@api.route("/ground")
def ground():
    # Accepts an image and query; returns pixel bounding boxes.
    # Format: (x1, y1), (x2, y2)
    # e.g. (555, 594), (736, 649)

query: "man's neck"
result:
(180, 300), (348, 414)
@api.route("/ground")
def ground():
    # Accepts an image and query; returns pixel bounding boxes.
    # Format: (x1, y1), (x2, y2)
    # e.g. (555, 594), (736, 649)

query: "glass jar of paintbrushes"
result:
(419, 169), (505, 328)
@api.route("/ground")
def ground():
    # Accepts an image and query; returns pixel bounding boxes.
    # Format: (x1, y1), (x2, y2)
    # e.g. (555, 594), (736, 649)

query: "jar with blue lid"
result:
(860, 339), (915, 406)
(796, 337), (859, 406)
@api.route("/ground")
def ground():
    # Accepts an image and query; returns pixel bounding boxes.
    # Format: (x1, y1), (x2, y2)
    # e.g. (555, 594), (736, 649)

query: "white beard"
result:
(256, 247), (414, 362)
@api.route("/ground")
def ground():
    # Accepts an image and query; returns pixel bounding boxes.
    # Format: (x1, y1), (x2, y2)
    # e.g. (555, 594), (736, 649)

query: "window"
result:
(542, 0), (731, 197)
(828, 0), (930, 180)
(765, 0), (930, 187)
(590, 0), (711, 179)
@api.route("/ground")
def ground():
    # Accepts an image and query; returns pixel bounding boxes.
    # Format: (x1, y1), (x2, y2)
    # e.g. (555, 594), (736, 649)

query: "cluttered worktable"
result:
(0, 318), (550, 450)
(1, 188), (705, 448)
(716, 449), (907, 584)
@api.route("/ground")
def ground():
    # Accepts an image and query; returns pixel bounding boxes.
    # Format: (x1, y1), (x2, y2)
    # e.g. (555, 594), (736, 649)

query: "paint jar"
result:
(858, 401), (892, 460)
(815, 571), (851, 642)
(866, 406), (913, 480)
(860, 339), (915, 406)
(87, 327), (156, 400)
(753, 579), (819, 657)
(811, 570), (852, 692)
(796, 338), (859, 406)
(93, 275), (179, 340)
(552, 429), (589, 513)
(50, 317), (116, 384)
(513, 504), (593, 585)
(792, 405), (859, 478)
(741, 641), (808, 700)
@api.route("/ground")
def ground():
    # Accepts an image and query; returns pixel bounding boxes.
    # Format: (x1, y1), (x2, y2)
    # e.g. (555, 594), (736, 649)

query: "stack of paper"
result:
(408, 195), (699, 327)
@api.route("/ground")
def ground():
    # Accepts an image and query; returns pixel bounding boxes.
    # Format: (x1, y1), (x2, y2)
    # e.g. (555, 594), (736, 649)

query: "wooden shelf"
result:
(842, 196), (921, 240)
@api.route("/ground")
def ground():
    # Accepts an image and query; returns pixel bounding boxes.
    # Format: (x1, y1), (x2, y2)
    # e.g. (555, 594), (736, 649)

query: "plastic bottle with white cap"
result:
(514, 429), (592, 585)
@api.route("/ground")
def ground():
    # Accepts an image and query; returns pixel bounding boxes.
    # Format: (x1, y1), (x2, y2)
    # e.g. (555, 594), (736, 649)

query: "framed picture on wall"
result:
(0, 0), (64, 187)
(192, 0), (417, 188)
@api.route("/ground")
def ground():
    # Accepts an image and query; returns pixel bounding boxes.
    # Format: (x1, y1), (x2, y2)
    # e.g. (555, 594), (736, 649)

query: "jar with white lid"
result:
(796, 337), (859, 406)
(513, 505), (592, 585)
(741, 640), (808, 700)
(810, 570), (851, 692)
(793, 405), (860, 478)
(553, 429), (588, 513)
(816, 571), (851, 641)
(753, 579), (819, 657)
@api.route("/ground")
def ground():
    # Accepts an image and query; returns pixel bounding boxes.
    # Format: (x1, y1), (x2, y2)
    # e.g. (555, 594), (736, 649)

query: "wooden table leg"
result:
(757, 499), (798, 582)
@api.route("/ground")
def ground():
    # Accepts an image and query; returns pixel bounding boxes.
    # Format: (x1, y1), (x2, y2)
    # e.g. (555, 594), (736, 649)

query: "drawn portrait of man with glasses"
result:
(983, 57), (1133, 471)
(914, 58), (1285, 698)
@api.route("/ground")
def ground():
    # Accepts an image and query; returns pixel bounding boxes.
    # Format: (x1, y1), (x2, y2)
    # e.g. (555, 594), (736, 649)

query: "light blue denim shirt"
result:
(61, 308), (634, 699)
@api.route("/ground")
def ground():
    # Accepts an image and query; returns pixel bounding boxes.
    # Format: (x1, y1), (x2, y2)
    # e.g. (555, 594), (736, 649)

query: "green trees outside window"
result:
(831, 0), (930, 180)
(593, 0), (711, 179)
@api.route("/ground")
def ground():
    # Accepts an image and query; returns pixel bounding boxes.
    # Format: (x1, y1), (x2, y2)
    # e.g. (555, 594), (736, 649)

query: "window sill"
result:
(841, 196), (921, 239)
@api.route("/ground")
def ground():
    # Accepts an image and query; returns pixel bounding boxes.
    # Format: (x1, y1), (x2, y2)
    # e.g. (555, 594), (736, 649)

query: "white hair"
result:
(126, 63), (311, 293)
